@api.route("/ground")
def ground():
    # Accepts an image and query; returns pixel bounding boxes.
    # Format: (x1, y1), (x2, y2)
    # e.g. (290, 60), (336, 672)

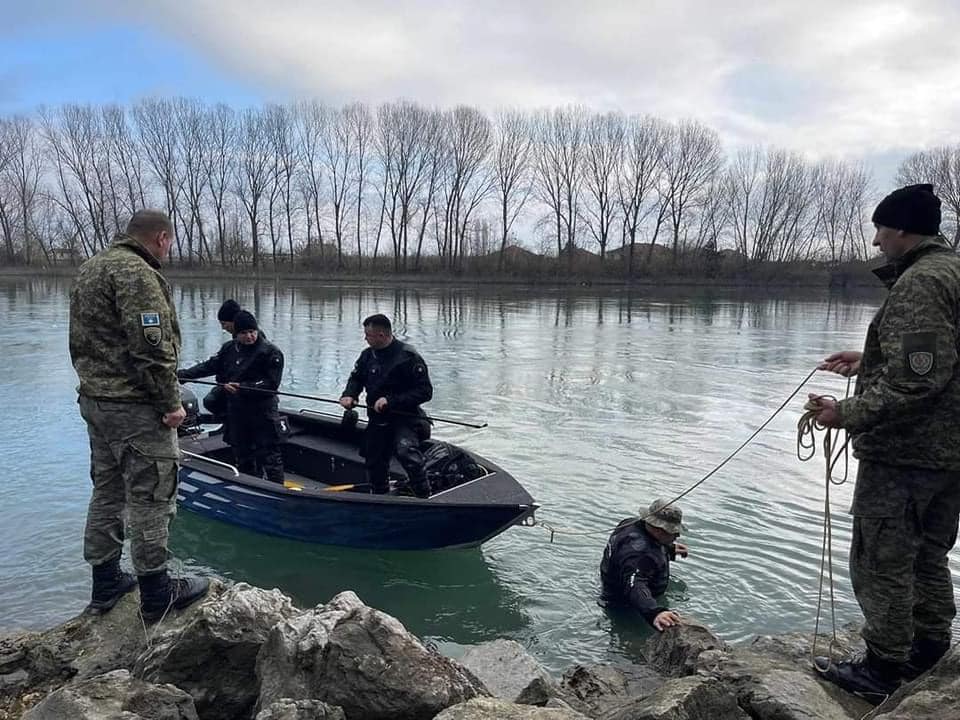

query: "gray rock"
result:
(256, 590), (488, 719)
(557, 663), (664, 718)
(696, 647), (870, 720)
(255, 698), (346, 720)
(872, 645), (960, 719)
(645, 621), (729, 677)
(435, 697), (591, 719)
(135, 582), (298, 720)
(599, 676), (748, 720)
(747, 623), (864, 670)
(23, 668), (198, 720)
(460, 639), (557, 704)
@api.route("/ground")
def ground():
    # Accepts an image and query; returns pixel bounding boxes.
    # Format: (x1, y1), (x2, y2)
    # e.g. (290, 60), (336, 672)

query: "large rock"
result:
(0, 580), (222, 719)
(256, 591), (488, 719)
(645, 621), (729, 677)
(599, 676), (748, 720)
(459, 639), (557, 704)
(135, 582), (298, 720)
(872, 645), (960, 719)
(435, 697), (590, 719)
(695, 647), (870, 720)
(255, 699), (347, 720)
(556, 663), (664, 718)
(23, 668), (198, 720)
(747, 623), (864, 671)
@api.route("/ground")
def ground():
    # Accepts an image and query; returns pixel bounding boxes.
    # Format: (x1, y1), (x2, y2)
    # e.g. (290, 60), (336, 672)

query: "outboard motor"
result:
(178, 385), (203, 436)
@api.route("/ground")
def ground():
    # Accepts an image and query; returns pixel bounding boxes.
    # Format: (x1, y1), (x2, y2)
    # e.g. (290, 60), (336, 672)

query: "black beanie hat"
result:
(233, 310), (258, 333)
(871, 183), (941, 236)
(217, 299), (242, 322)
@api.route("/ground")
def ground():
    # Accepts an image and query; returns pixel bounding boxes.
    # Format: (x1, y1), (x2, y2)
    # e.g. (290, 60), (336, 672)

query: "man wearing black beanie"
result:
(217, 299), (242, 335)
(811, 184), (960, 702)
(179, 310), (286, 483)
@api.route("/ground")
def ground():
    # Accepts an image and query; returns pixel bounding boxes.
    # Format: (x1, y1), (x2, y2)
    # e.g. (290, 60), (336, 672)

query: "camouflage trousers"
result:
(78, 396), (180, 575)
(849, 460), (960, 662)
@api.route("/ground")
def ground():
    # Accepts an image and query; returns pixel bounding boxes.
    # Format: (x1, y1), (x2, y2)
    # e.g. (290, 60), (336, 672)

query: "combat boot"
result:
(815, 649), (904, 705)
(138, 570), (210, 623)
(902, 637), (950, 681)
(87, 558), (137, 614)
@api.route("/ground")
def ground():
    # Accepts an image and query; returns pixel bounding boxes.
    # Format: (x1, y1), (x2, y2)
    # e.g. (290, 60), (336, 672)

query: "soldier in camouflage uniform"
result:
(811, 184), (960, 703)
(69, 209), (208, 622)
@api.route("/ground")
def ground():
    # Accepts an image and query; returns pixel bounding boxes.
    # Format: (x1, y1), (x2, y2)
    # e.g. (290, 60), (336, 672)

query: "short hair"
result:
(363, 314), (392, 333)
(126, 209), (173, 239)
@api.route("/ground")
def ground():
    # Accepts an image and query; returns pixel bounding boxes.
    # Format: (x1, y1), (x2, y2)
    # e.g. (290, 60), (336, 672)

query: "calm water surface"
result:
(1, 276), (956, 672)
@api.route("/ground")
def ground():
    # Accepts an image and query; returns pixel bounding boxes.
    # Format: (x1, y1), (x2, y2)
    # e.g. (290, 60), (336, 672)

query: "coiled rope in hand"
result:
(797, 381), (852, 671)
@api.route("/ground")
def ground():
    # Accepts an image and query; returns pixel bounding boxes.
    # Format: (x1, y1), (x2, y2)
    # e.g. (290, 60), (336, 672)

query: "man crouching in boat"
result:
(340, 314), (433, 498)
(599, 499), (690, 631)
(178, 311), (286, 483)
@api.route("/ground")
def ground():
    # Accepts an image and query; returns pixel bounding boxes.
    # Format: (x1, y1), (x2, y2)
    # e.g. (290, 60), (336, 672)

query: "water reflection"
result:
(168, 510), (529, 644)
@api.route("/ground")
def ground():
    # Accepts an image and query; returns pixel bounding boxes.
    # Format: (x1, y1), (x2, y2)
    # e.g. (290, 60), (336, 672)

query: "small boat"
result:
(175, 395), (538, 550)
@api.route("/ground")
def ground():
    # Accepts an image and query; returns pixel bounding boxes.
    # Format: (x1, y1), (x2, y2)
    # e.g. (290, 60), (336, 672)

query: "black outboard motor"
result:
(178, 385), (203, 436)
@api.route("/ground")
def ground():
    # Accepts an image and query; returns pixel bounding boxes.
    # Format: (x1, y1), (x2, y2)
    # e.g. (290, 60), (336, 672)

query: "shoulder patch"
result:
(903, 331), (937, 378)
(140, 312), (161, 327)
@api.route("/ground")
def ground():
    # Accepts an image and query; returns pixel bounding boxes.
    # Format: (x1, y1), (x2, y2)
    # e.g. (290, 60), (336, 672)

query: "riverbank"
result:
(1, 580), (952, 719)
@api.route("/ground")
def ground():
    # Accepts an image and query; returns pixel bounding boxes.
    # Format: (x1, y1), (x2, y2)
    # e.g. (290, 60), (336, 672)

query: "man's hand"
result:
(162, 406), (187, 429)
(818, 350), (862, 377)
(339, 396), (356, 410)
(807, 394), (842, 428)
(374, 397), (389, 413)
(653, 610), (682, 631)
(674, 542), (689, 559)
(224, 382), (241, 395)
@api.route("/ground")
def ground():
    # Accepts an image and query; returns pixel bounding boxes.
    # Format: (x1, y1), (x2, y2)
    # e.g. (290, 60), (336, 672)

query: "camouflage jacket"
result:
(69, 234), (181, 413)
(838, 238), (960, 470)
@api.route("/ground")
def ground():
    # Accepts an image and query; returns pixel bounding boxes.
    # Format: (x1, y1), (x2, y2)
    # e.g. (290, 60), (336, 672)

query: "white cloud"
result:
(56, 0), (960, 163)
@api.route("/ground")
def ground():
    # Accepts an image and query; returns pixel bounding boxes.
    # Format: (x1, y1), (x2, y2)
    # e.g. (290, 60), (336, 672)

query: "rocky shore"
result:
(1, 581), (955, 719)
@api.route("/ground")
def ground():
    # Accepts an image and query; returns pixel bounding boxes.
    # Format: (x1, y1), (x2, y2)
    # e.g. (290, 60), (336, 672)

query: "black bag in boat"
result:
(423, 441), (485, 492)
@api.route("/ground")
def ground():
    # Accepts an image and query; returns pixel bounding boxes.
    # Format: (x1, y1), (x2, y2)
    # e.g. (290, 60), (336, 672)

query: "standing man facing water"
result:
(599, 499), (690, 631)
(340, 314), (433, 498)
(69, 209), (209, 622)
(811, 184), (960, 703)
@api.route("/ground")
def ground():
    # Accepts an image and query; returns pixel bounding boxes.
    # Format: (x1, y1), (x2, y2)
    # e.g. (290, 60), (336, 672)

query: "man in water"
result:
(179, 310), (285, 483)
(599, 499), (690, 631)
(69, 209), (208, 622)
(812, 184), (960, 703)
(339, 314), (433, 498)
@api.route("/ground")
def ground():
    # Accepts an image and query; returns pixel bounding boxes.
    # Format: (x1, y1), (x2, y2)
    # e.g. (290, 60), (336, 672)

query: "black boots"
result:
(138, 570), (210, 623)
(87, 558), (137, 614)
(815, 649), (904, 705)
(902, 637), (950, 681)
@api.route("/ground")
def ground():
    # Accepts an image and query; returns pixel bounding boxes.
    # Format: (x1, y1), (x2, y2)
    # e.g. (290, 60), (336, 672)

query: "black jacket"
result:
(342, 340), (433, 420)
(600, 518), (676, 625)
(179, 336), (284, 412)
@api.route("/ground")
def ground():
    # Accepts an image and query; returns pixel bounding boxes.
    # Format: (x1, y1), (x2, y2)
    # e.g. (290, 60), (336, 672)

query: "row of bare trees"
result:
(0, 98), (925, 273)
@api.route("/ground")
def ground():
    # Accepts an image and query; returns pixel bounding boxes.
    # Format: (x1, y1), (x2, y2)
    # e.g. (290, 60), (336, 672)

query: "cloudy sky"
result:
(2, 0), (958, 182)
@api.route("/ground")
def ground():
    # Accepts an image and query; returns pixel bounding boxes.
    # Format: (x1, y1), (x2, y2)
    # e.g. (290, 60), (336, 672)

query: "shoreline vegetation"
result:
(1, 99), (956, 290)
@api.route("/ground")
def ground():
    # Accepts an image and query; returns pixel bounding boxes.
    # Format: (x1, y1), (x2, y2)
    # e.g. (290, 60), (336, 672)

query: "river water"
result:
(1, 276), (956, 671)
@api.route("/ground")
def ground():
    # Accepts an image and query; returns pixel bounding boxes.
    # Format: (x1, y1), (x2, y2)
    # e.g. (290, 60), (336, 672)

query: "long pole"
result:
(184, 379), (488, 429)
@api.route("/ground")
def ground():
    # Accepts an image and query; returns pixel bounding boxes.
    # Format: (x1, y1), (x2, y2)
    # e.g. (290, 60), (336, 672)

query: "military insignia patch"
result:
(143, 327), (163, 346)
(140, 312), (161, 327)
(908, 351), (934, 376)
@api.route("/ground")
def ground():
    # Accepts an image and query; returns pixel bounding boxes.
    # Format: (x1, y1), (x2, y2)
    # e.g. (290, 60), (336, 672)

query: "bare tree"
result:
(617, 115), (667, 275)
(4, 116), (47, 263)
(102, 105), (146, 221)
(295, 101), (326, 261)
(322, 105), (356, 268)
(582, 112), (624, 261)
(662, 120), (723, 263)
(897, 146), (960, 248)
(234, 108), (272, 268)
(811, 160), (873, 263)
(349, 102), (374, 269)
(134, 98), (184, 258)
(492, 110), (534, 271)
(175, 99), (212, 263)
(534, 107), (586, 264)
(205, 103), (237, 265)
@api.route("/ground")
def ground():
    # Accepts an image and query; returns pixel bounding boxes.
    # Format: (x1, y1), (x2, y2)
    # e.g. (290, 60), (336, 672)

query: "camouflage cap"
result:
(643, 499), (686, 535)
